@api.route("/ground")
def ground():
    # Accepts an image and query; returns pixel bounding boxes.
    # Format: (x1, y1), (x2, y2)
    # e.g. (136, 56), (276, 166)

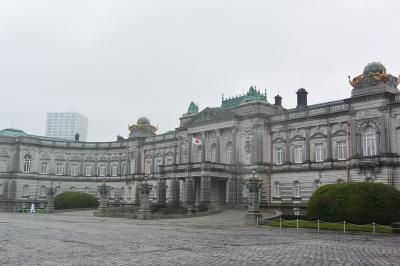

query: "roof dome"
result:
(137, 117), (150, 125)
(363, 62), (386, 75)
(0, 128), (29, 137)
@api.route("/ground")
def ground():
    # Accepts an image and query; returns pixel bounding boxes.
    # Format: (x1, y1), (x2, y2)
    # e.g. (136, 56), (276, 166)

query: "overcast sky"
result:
(1, 0), (399, 141)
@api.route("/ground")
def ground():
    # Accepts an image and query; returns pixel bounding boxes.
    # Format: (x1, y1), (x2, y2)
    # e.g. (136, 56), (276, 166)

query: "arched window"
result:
(293, 181), (300, 197)
(197, 146), (203, 162)
(22, 184), (29, 197)
(313, 179), (321, 191)
(226, 142), (233, 164)
(274, 181), (280, 197)
(40, 185), (46, 197)
(210, 144), (217, 162)
(363, 127), (377, 156)
(23, 154), (32, 173)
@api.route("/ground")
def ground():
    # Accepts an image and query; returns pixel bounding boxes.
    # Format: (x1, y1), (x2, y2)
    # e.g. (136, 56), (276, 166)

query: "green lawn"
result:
(264, 219), (392, 234)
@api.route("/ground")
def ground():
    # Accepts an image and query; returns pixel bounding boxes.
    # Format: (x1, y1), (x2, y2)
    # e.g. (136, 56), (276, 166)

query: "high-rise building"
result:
(46, 112), (88, 141)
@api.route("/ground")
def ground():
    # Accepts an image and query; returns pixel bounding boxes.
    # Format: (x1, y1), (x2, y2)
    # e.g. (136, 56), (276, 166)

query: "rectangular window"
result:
(41, 162), (48, 174)
(71, 164), (78, 176)
(85, 166), (92, 176)
(111, 165), (118, 177)
(315, 143), (324, 162)
(56, 163), (64, 175)
(294, 145), (304, 163)
(337, 141), (347, 160)
(99, 165), (106, 177)
(130, 160), (135, 174)
(145, 160), (152, 175)
(276, 147), (284, 165)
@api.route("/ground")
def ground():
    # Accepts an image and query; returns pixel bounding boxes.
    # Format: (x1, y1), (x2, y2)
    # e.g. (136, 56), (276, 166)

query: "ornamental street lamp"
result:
(244, 169), (263, 226)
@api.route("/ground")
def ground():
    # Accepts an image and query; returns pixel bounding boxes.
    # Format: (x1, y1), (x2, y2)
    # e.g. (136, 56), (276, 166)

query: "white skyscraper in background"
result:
(46, 112), (88, 141)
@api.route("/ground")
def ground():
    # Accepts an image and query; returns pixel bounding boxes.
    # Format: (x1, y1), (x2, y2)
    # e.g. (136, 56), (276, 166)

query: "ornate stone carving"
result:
(128, 117), (157, 139)
(186, 108), (239, 127)
(348, 62), (399, 89)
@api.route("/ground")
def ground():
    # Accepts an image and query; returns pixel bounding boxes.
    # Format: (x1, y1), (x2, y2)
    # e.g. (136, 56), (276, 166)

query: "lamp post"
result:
(137, 174), (153, 219)
(45, 182), (56, 213)
(244, 169), (263, 226)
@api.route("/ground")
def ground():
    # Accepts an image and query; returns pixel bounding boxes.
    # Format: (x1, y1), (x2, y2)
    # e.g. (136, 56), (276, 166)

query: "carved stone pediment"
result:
(54, 153), (66, 160)
(110, 154), (119, 161)
(40, 151), (51, 159)
(185, 108), (240, 127)
(71, 154), (81, 161)
(332, 129), (347, 137)
(310, 132), (327, 139)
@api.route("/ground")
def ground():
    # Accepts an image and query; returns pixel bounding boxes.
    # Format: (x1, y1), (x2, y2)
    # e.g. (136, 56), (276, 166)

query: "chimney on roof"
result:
(75, 133), (80, 141)
(274, 95), (282, 106)
(296, 88), (308, 108)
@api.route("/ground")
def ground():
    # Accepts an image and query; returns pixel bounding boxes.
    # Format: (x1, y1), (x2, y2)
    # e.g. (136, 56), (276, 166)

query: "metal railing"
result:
(256, 217), (393, 234)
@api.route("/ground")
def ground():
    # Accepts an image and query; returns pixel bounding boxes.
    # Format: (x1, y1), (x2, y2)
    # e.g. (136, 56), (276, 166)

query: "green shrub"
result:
(54, 192), (99, 210)
(307, 182), (400, 225)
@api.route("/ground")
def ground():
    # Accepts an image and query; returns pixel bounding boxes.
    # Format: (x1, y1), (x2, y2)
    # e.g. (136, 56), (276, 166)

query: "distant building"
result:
(46, 112), (88, 141)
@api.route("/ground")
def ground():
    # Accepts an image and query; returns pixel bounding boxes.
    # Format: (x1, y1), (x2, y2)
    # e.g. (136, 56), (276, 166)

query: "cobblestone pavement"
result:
(1, 210), (400, 265)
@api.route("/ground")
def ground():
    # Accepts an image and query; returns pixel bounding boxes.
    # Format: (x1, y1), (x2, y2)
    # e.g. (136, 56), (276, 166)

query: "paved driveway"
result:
(1, 210), (400, 265)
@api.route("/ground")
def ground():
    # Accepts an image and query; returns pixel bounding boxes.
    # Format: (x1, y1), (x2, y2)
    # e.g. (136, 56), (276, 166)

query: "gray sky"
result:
(1, 0), (399, 141)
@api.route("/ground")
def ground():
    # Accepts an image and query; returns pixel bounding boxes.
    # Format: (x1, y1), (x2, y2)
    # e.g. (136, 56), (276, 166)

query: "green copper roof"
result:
(221, 86), (267, 109)
(0, 128), (30, 137)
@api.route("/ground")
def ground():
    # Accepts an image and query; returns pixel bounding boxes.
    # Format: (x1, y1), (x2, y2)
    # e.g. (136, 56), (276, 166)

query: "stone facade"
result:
(1, 62), (399, 215)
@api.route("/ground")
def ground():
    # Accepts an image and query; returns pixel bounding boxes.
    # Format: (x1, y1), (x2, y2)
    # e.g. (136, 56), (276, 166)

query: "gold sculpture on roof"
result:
(348, 62), (399, 89)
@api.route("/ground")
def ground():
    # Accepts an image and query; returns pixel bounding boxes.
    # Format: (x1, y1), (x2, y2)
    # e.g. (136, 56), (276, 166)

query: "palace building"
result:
(1, 62), (400, 215)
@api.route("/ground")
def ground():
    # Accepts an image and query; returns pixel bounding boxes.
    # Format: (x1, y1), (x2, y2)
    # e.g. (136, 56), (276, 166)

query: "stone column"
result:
(216, 129), (221, 162)
(135, 184), (140, 204)
(285, 129), (291, 163)
(231, 128), (238, 163)
(169, 177), (180, 208)
(185, 177), (195, 212)
(201, 132), (206, 162)
(199, 176), (211, 210)
(305, 127), (310, 162)
(326, 125), (332, 161)
(138, 182), (153, 219)
(157, 179), (167, 208)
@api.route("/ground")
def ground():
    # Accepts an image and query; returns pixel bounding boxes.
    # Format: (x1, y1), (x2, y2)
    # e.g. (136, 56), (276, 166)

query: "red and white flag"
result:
(192, 137), (202, 145)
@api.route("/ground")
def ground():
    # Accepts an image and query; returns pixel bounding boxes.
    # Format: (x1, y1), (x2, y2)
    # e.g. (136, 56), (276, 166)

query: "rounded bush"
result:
(307, 182), (400, 225)
(54, 192), (99, 210)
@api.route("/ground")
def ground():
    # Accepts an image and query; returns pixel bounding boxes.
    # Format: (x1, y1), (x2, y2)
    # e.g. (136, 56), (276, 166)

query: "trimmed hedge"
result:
(307, 182), (400, 225)
(54, 192), (99, 210)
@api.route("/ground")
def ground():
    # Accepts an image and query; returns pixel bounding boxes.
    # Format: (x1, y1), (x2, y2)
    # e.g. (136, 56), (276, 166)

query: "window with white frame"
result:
(145, 160), (152, 174)
(23, 154), (32, 173)
(293, 181), (300, 197)
(197, 147), (202, 162)
(56, 163), (64, 175)
(276, 147), (284, 165)
(99, 165), (106, 177)
(85, 166), (92, 176)
(41, 162), (48, 174)
(294, 145), (304, 163)
(127, 186), (132, 199)
(130, 159), (136, 174)
(40, 185), (46, 197)
(315, 143), (324, 162)
(274, 181), (281, 197)
(109, 187), (114, 198)
(156, 158), (163, 172)
(210, 144), (217, 162)
(121, 187), (125, 200)
(337, 140), (347, 160)
(226, 143), (233, 164)
(122, 164), (127, 175)
(70, 164), (78, 176)
(111, 165), (118, 177)
(313, 179), (321, 191)
(22, 184), (29, 197)
(363, 127), (377, 156)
